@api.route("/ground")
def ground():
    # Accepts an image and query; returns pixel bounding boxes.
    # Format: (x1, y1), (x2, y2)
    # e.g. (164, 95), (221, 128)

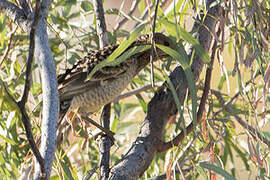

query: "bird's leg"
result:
(82, 115), (115, 142)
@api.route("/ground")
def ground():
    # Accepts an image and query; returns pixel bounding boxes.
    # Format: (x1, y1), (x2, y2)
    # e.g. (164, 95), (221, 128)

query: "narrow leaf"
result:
(157, 44), (198, 125)
(200, 162), (236, 180)
(179, 27), (210, 65)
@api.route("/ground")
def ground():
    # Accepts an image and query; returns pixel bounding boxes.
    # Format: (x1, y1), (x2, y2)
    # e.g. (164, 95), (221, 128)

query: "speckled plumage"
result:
(58, 33), (173, 120)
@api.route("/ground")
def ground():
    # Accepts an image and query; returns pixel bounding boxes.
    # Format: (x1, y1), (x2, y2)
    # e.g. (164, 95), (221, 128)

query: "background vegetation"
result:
(0, 0), (269, 179)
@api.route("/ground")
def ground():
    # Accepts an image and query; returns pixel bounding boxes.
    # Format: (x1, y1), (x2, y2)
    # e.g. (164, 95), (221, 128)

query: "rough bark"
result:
(33, 18), (59, 179)
(93, 0), (108, 47)
(33, 1), (59, 179)
(109, 1), (221, 179)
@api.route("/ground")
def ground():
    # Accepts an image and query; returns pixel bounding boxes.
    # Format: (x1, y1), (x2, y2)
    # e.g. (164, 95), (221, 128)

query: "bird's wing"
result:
(58, 45), (130, 101)
(59, 73), (103, 101)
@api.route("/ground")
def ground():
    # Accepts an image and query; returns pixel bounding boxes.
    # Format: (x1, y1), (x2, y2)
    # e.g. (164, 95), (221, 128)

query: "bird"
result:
(57, 33), (173, 122)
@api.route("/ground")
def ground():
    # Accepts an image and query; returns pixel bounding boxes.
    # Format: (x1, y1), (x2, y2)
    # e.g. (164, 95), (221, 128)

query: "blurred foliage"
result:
(0, 0), (269, 179)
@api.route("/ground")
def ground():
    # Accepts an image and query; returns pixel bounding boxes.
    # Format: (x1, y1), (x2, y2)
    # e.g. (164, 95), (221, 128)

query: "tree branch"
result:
(157, 30), (219, 152)
(93, 0), (108, 48)
(0, 0), (31, 32)
(99, 104), (113, 180)
(18, 0), (46, 178)
(93, 0), (111, 179)
(33, 0), (59, 179)
(1, 0), (45, 178)
(19, 0), (40, 107)
(18, 0), (31, 17)
(109, 1), (221, 179)
(83, 115), (115, 140)
(84, 165), (98, 180)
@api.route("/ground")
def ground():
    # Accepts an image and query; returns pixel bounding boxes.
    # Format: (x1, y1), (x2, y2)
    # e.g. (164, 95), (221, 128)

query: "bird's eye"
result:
(164, 41), (170, 46)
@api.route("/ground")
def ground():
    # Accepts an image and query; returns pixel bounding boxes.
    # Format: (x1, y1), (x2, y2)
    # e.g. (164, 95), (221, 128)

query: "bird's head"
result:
(135, 33), (174, 71)
(152, 32), (174, 59)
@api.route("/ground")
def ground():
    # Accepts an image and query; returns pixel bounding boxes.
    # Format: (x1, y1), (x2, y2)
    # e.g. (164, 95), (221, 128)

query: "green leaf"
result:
(0, 134), (16, 145)
(262, 131), (270, 141)
(156, 44), (198, 125)
(200, 162), (236, 180)
(179, 27), (210, 65)
(81, 1), (93, 12)
(165, 0), (184, 18)
(196, 166), (208, 180)
(135, 93), (147, 112)
(60, 156), (74, 179)
(111, 114), (118, 133)
(138, 0), (145, 15)
(0, 153), (5, 164)
(67, 12), (80, 19)
(62, 4), (72, 17)
(162, 68), (186, 134)
(159, 18), (179, 39)
(229, 140), (249, 170)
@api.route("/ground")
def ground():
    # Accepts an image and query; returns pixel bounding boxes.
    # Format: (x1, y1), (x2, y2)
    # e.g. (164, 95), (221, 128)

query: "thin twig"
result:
(133, 2), (155, 29)
(0, 25), (18, 67)
(93, 0), (108, 47)
(213, 72), (260, 116)
(99, 104), (113, 180)
(84, 165), (98, 180)
(93, 1), (111, 179)
(1, 80), (17, 105)
(210, 90), (270, 148)
(172, 134), (199, 168)
(46, 22), (69, 65)
(114, 0), (140, 30)
(15, 0), (46, 178)
(233, 115), (270, 148)
(19, 1), (40, 106)
(150, 0), (160, 87)
(114, 82), (162, 102)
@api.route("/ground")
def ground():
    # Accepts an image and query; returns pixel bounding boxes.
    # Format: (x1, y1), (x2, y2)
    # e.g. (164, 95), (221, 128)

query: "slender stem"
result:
(93, 1), (112, 179)
(150, 0), (160, 87)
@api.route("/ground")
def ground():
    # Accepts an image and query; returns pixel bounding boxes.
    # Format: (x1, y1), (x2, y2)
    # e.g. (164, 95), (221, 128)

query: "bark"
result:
(33, 17), (59, 179)
(32, 1), (58, 179)
(109, 1), (221, 179)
